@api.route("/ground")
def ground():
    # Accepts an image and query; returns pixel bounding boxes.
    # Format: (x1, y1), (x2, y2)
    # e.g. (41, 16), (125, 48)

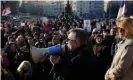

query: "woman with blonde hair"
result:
(105, 17), (133, 80)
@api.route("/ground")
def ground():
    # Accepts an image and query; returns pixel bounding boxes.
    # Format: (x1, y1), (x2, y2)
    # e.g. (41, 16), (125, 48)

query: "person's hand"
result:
(49, 55), (61, 65)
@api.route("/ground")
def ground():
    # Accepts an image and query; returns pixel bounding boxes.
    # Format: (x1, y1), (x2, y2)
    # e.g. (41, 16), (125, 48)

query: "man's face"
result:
(67, 33), (78, 51)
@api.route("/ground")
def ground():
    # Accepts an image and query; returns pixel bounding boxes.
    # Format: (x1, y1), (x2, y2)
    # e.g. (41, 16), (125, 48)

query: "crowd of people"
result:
(1, 14), (133, 80)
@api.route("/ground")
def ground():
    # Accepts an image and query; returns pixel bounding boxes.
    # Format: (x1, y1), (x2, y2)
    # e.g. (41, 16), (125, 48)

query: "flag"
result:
(104, 0), (110, 13)
(19, 0), (22, 7)
(2, 6), (11, 16)
(117, 0), (127, 19)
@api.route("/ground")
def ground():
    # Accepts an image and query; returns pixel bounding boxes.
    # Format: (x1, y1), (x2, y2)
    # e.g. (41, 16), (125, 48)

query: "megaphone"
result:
(31, 44), (66, 63)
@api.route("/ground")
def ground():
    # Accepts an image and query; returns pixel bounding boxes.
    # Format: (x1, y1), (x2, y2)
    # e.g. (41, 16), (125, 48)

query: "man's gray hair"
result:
(68, 28), (88, 45)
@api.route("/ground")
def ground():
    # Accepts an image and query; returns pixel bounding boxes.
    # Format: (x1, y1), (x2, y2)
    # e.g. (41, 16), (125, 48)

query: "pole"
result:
(109, 3), (111, 19)
(60, 1), (61, 14)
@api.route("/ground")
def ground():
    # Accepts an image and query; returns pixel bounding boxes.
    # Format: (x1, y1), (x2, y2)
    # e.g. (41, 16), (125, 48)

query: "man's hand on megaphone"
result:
(49, 55), (61, 65)
(30, 44), (67, 63)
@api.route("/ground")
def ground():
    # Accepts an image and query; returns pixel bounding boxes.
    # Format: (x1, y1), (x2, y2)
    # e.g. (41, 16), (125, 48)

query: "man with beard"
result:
(49, 28), (96, 80)
(20, 28), (97, 80)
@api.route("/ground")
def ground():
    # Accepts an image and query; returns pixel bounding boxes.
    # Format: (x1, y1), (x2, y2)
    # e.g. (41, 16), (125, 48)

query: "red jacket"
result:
(44, 24), (50, 32)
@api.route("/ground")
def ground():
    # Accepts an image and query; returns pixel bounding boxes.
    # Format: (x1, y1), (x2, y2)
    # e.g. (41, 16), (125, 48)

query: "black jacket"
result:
(93, 43), (111, 80)
(50, 45), (97, 80)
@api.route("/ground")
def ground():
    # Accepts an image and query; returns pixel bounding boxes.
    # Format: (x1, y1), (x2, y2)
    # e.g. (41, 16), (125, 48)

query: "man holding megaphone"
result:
(20, 28), (96, 80)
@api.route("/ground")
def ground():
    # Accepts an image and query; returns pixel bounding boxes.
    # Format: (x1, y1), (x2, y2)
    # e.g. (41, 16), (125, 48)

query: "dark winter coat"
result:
(50, 45), (97, 80)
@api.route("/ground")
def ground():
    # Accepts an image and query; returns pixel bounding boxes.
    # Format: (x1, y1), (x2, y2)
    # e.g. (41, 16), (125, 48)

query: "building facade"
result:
(71, 1), (104, 19)
(42, 1), (65, 16)
(23, 1), (133, 19)
(29, 1), (105, 19)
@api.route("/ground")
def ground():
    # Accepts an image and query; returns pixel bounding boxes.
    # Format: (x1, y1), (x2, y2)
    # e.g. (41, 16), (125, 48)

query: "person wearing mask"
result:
(105, 17), (133, 80)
